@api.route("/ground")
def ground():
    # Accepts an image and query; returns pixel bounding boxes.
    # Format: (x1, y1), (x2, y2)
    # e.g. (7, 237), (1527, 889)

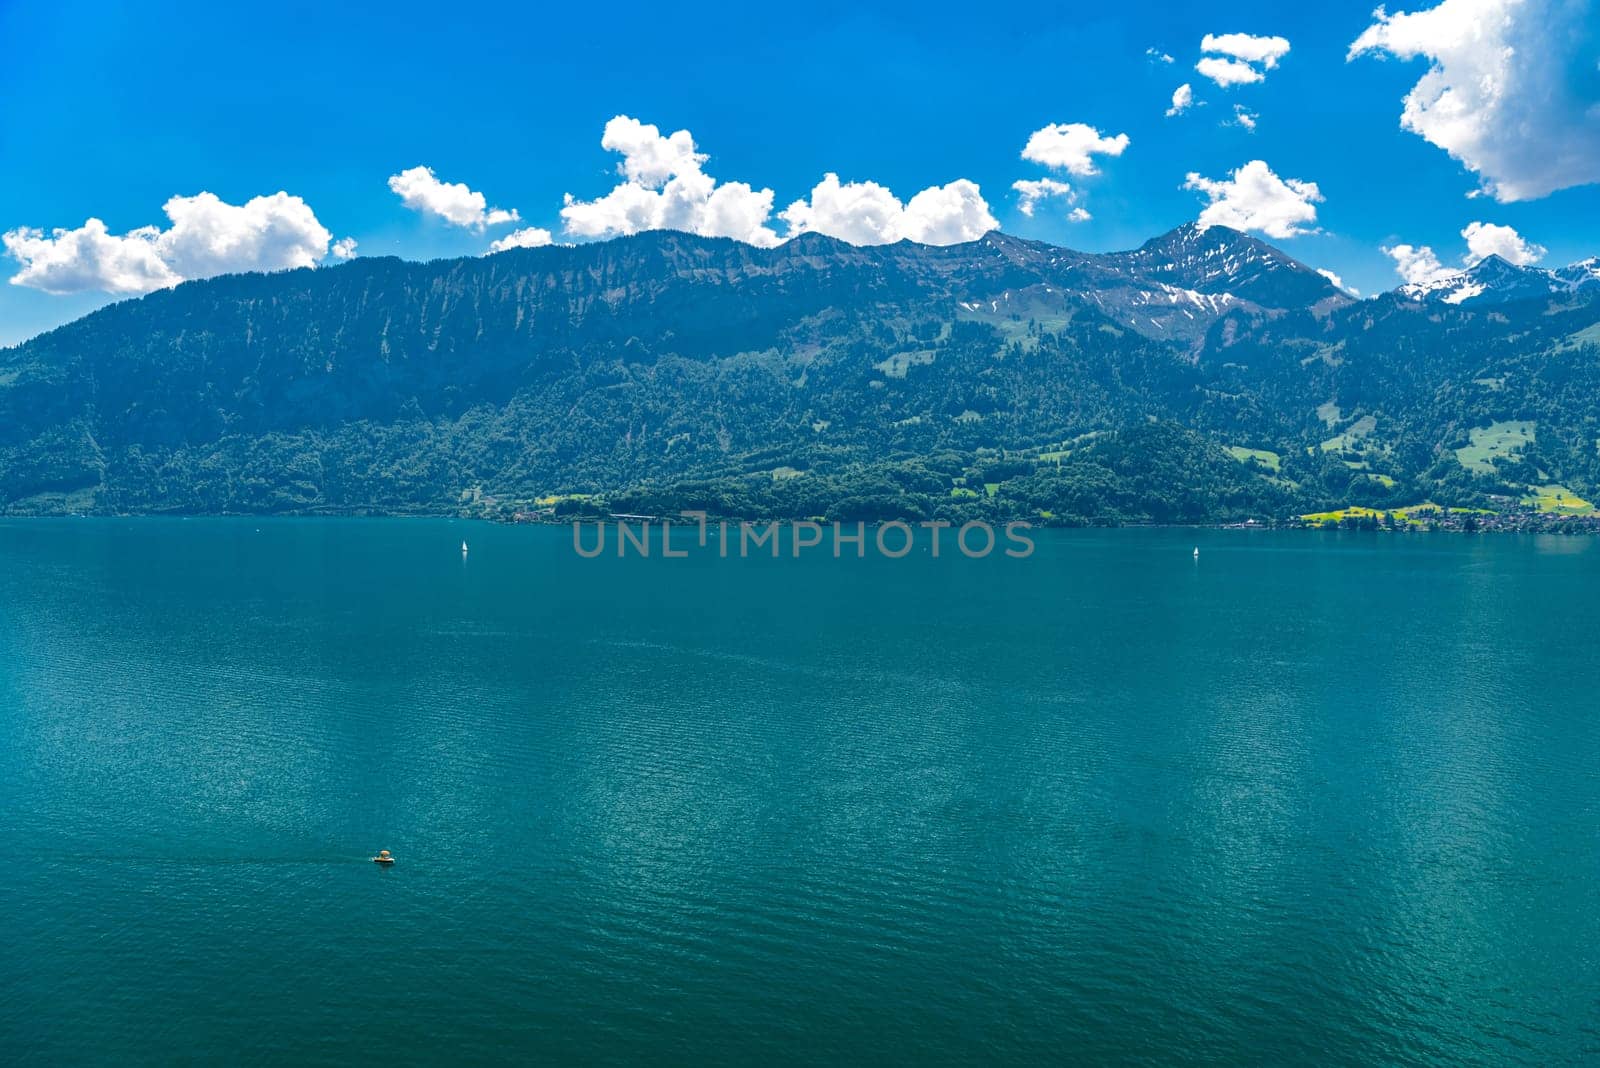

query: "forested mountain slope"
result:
(2, 225), (1597, 525)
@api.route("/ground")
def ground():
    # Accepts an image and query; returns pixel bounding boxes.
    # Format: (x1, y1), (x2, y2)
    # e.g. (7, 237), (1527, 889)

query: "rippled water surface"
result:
(1, 520), (1597, 1065)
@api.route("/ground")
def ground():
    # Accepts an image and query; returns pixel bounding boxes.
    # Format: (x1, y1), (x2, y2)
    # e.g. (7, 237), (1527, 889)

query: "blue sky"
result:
(3, 0), (1598, 345)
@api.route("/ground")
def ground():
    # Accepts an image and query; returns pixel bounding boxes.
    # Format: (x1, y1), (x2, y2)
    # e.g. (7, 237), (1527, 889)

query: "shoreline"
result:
(5, 511), (1598, 535)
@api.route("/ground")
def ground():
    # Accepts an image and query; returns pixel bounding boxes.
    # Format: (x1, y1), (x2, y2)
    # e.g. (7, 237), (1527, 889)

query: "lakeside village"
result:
(1285, 501), (1600, 534)
(499, 501), (1600, 536)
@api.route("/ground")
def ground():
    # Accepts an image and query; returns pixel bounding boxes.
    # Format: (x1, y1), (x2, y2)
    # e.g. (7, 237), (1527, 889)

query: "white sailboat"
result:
(461, 539), (469, 557)
(1193, 546), (1199, 559)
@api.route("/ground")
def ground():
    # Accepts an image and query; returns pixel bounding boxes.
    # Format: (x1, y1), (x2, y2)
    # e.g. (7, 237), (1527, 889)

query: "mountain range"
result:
(1398, 254), (1600, 307)
(3, 223), (1599, 525)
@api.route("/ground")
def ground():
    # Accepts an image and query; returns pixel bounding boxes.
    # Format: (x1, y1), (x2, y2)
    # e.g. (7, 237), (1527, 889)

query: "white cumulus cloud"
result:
(1386, 220), (1547, 283)
(330, 237), (358, 260)
(1167, 83), (1195, 117)
(780, 174), (997, 245)
(898, 181), (1000, 244)
(1011, 178), (1077, 217)
(1196, 56), (1266, 86)
(602, 116), (706, 186)
(154, 192), (333, 280)
(4, 220), (177, 295)
(561, 116), (780, 247)
(388, 165), (519, 230)
(1147, 47), (1175, 63)
(1201, 32), (1291, 67)
(1020, 123), (1131, 177)
(1317, 268), (1360, 296)
(1383, 242), (1456, 285)
(559, 116), (995, 248)
(1385, 221), (1548, 284)
(1349, 0), (1600, 202)
(1461, 220), (1546, 264)
(1232, 104), (1259, 131)
(1183, 159), (1323, 238)
(488, 227), (555, 253)
(1196, 31), (1291, 87)
(4, 191), (336, 295)
(781, 175), (901, 244)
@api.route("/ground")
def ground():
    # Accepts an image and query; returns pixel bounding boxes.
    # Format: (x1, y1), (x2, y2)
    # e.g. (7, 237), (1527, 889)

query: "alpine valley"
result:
(4, 223), (1600, 527)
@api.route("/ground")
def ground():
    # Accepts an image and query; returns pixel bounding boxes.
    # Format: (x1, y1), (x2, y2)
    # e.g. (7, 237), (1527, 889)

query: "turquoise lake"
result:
(1, 519), (1597, 1065)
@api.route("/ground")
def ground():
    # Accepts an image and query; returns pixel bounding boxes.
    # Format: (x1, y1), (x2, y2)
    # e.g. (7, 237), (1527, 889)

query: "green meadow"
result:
(1521, 485), (1594, 514)
(1318, 414), (1377, 453)
(1226, 446), (1282, 472)
(1455, 421), (1535, 474)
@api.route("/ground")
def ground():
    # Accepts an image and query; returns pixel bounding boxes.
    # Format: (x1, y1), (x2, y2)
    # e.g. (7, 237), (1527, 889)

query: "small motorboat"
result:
(373, 850), (395, 865)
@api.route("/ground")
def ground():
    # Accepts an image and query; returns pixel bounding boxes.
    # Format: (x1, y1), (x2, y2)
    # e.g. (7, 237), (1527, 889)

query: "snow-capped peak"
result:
(1396, 253), (1600, 306)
